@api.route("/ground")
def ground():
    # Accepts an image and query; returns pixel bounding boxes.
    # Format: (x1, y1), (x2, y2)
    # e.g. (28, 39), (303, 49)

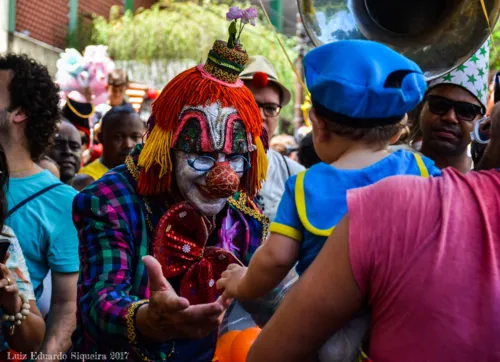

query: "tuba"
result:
(298, 0), (500, 80)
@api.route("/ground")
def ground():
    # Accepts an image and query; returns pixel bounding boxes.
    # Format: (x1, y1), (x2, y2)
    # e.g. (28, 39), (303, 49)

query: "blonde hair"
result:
(270, 134), (297, 155)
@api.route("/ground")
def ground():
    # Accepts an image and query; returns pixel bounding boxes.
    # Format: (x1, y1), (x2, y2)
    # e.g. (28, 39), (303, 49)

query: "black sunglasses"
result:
(426, 95), (484, 122)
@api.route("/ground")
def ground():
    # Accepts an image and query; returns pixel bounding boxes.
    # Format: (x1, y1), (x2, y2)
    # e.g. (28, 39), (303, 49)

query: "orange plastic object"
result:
(230, 327), (261, 362)
(213, 330), (241, 362)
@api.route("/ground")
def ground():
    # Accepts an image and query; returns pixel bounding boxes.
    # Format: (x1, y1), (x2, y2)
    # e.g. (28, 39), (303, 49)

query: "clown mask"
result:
(172, 101), (254, 216)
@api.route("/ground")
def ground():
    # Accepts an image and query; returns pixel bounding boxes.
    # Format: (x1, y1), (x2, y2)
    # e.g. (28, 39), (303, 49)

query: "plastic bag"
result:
(317, 310), (371, 362)
(237, 269), (298, 327)
(219, 301), (257, 334)
(230, 268), (370, 362)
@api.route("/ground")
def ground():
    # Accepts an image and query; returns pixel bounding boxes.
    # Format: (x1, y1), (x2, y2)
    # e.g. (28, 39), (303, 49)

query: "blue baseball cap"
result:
(303, 40), (427, 128)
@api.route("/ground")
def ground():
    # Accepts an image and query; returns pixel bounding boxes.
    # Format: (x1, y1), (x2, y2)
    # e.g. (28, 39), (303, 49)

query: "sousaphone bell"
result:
(298, 0), (500, 80)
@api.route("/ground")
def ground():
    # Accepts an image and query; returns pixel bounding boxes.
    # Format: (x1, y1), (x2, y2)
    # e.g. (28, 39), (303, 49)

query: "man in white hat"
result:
(240, 56), (304, 222)
(418, 42), (490, 173)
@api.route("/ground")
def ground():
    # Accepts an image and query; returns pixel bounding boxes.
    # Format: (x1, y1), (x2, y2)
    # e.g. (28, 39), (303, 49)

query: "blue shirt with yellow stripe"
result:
(270, 150), (442, 276)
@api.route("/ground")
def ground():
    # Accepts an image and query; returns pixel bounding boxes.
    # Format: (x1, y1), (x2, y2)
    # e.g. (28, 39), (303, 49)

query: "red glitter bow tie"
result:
(152, 201), (241, 305)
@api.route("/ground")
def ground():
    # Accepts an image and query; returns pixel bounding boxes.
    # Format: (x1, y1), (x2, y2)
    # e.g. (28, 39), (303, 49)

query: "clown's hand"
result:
(216, 264), (247, 301)
(136, 256), (226, 341)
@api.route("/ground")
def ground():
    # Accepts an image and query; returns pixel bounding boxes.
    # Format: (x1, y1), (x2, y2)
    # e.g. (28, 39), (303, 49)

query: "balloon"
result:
(147, 89), (159, 100)
(213, 330), (241, 362)
(56, 45), (115, 106)
(230, 327), (261, 362)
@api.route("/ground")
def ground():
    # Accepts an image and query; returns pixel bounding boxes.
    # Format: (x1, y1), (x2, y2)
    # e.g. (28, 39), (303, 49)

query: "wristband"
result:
(126, 300), (175, 361)
(1, 293), (30, 335)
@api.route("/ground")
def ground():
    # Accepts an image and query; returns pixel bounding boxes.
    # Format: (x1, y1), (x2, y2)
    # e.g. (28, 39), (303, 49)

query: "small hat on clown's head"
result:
(137, 6), (267, 196)
(303, 40), (427, 128)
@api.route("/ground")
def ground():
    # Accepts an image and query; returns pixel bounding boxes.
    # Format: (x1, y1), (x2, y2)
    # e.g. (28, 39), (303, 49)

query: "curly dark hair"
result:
(0, 53), (60, 160)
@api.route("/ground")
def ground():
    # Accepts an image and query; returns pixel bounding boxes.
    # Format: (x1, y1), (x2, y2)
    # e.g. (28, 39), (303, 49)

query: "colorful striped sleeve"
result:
(72, 171), (174, 359)
(73, 186), (139, 345)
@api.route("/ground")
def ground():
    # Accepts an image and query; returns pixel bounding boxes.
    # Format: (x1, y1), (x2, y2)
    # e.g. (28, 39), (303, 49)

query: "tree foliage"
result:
(85, 0), (298, 120)
(491, 21), (500, 71)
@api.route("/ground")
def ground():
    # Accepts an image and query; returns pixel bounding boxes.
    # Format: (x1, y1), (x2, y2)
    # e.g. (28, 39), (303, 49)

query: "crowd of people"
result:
(0, 7), (499, 362)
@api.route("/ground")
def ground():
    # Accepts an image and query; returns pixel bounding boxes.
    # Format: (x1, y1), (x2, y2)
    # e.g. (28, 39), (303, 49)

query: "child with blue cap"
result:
(217, 40), (442, 361)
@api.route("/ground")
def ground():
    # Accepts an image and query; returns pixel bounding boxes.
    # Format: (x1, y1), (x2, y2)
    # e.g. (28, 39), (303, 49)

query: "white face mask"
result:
(173, 150), (244, 216)
(171, 101), (254, 216)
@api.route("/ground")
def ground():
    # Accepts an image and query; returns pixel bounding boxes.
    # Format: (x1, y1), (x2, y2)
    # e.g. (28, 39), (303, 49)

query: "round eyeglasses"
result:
(188, 154), (251, 173)
(256, 102), (282, 117)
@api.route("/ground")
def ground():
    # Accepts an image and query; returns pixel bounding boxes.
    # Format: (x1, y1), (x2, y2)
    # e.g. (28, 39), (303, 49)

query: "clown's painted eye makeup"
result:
(186, 153), (250, 173)
(187, 155), (216, 172)
(229, 154), (251, 173)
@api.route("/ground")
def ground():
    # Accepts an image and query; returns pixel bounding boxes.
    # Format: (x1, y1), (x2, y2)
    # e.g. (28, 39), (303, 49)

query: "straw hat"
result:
(240, 55), (292, 106)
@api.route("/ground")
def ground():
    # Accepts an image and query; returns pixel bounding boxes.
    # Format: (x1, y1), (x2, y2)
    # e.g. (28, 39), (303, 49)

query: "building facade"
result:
(1, 0), (157, 75)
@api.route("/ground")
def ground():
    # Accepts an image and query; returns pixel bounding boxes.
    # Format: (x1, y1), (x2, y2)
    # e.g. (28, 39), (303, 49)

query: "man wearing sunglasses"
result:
(418, 43), (489, 173)
(240, 56), (304, 222)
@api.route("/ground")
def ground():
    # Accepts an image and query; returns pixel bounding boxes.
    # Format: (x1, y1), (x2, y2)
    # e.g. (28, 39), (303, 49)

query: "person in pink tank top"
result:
(247, 164), (500, 361)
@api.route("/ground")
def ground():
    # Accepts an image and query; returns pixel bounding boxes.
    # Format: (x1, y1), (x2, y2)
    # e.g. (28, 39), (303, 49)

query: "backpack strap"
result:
(280, 153), (291, 178)
(7, 183), (64, 218)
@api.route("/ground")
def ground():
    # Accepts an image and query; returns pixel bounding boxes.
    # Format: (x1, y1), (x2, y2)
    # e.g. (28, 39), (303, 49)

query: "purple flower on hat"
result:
(242, 7), (258, 26)
(226, 6), (243, 21)
(226, 6), (258, 49)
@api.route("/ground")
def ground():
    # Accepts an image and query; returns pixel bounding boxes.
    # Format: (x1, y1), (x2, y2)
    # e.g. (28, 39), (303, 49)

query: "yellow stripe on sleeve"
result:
(269, 223), (303, 242)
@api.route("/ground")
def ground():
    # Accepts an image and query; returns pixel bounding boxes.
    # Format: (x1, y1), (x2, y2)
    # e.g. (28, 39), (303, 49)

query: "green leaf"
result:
(228, 34), (235, 48)
(228, 20), (237, 36)
(227, 20), (237, 48)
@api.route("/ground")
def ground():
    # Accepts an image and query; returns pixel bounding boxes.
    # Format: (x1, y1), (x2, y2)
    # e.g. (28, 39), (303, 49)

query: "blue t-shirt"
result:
(6, 170), (80, 299)
(270, 150), (442, 275)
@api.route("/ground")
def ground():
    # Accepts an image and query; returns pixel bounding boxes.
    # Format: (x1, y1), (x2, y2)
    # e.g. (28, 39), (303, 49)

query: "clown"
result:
(69, 9), (267, 361)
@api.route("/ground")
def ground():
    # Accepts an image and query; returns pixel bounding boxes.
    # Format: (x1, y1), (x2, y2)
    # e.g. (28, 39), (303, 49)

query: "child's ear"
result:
(389, 114), (409, 145)
(309, 110), (330, 143)
(389, 129), (404, 145)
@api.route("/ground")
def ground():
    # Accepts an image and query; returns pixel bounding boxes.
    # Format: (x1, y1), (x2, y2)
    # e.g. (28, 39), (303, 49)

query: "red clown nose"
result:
(200, 162), (240, 198)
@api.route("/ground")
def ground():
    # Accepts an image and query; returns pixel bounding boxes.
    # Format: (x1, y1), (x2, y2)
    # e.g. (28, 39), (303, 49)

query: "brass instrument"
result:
(297, 0), (500, 79)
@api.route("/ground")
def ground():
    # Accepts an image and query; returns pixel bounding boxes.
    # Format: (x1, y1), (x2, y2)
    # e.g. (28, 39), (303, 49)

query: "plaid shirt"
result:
(71, 148), (267, 361)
